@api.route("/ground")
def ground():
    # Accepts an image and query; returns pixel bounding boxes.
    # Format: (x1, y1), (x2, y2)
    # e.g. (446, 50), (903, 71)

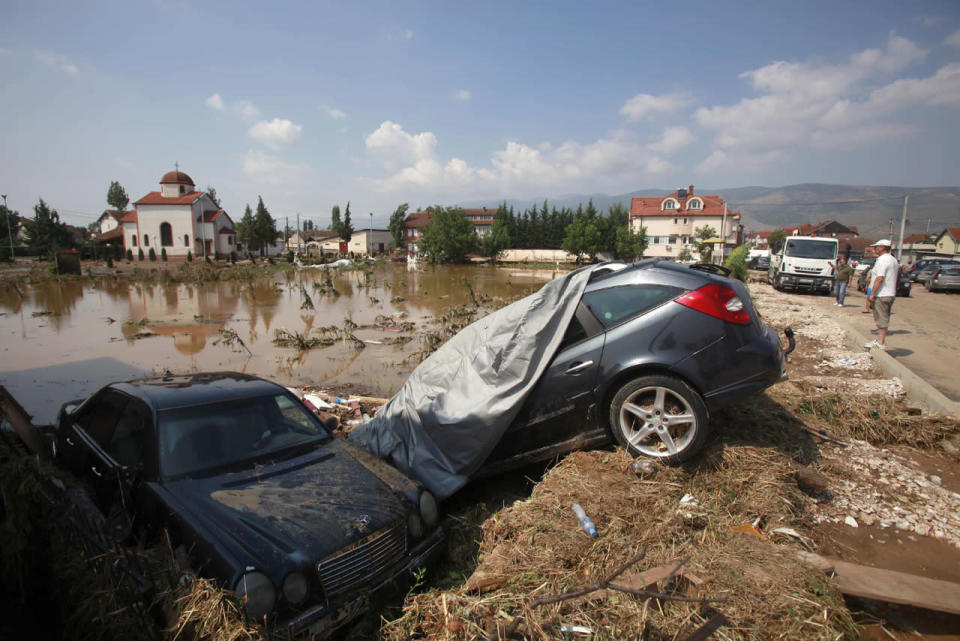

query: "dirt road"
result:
(771, 281), (960, 402)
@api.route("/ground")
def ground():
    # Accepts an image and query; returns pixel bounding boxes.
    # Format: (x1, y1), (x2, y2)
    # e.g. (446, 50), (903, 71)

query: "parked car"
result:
(477, 261), (791, 474)
(748, 255), (770, 270)
(927, 266), (960, 292)
(52, 372), (443, 633)
(905, 258), (960, 280)
(856, 266), (912, 297)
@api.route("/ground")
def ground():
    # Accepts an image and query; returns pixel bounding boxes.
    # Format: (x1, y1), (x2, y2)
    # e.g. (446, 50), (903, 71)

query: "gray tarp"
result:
(348, 266), (594, 500)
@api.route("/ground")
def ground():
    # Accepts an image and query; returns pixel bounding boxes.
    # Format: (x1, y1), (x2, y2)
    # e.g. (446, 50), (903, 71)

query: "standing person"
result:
(863, 240), (899, 351)
(828, 257), (854, 306)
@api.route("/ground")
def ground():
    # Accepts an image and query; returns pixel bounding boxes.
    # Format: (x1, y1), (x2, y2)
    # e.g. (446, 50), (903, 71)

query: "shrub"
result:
(148, 247), (157, 261)
(287, 250), (294, 263)
(724, 243), (751, 282)
(186, 250), (193, 262)
(138, 248), (145, 261)
(215, 251), (222, 261)
(126, 248), (133, 261)
(114, 244), (123, 261)
(229, 251), (237, 263)
(161, 248), (168, 261)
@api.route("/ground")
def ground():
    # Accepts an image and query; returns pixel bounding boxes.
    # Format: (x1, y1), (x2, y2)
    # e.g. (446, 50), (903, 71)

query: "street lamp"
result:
(369, 212), (373, 255)
(2, 194), (13, 261)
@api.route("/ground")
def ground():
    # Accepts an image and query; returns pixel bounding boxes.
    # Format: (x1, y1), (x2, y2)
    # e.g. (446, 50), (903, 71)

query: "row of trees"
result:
(235, 196), (280, 255)
(329, 203), (354, 242)
(0, 198), (77, 260)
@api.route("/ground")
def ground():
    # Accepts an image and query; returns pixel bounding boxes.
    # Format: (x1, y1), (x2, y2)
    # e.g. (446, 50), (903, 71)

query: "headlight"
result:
(407, 512), (424, 540)
(235, 571), (276, 620)
(282, 572), (308, 605)
(419, 491), (438, 528)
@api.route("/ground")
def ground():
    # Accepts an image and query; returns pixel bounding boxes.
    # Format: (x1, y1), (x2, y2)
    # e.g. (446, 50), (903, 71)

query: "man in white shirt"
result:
(864, 239), (899, 351)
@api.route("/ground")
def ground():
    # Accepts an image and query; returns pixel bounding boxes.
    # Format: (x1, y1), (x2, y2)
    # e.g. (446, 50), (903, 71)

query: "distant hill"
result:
(462, 184), (960, 240)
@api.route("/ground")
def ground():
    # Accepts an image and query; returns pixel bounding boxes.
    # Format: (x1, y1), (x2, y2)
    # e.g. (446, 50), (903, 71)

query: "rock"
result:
(929, 475), (943, 487)
(859, 513), (876, 526)
(796, 467), (829, 495)
(904, 404), (923, 416)
(845, 516), (859, 528)
(895, 519), (911, 531)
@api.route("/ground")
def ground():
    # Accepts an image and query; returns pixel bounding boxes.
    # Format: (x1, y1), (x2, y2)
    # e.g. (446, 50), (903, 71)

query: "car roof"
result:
(585, 259), (727, 292)
(111, 372), (286, 411)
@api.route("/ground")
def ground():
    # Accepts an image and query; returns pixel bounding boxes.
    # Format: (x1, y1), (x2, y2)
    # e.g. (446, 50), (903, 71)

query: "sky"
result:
(1, 0), (959, 229)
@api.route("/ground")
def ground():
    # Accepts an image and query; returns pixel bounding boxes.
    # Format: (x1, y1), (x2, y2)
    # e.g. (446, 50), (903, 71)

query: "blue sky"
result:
(1, 0), (959, 229)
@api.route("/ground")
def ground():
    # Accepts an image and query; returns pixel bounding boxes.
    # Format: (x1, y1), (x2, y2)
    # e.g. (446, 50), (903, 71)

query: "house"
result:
(629, 185), (742, 260)
(124, 169), (235, 258)
(286, 229), (340, 255)
(933, 228), (960, 258)
(402, 211), (432, 256)
(784, 220), (859, 240)
(899, 233), (939, 267)
(746, 230), (772, 250)
(346, 228), (393, 255)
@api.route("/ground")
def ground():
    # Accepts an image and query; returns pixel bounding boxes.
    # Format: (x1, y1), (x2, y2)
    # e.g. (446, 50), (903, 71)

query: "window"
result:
(160, 222), (173, 247)
(583, 285), (684, 328)
(669, 235), (678, 244)
(673, 218), (678, 224)
(143, 234), (149, 247)
(228, 236), (233, 246)
(663, 199), (677, 210)
(75, 390), (129, 446)
(683, 218), (688, 224)
(559, 315), (587, 351)
(132, 235), (138, 247)
(688, 199), (702, 210)
(105, 401), (150, 468)
(184, 234), (190, 247)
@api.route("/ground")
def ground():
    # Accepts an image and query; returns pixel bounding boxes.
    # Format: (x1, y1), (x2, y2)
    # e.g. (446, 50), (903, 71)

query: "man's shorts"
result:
(872, 297), (894, 329)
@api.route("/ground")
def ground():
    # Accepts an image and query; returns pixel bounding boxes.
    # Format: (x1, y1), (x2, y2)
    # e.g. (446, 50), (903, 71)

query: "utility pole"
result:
(897, 195), (908, 261)
(927, 218), (931, 234)
(2, 194), (13, 260)
(719, 200), (727, 264)
(369, 212), (373, 256)
(888, 218), (894, 240)
(296, 213), (301, 254)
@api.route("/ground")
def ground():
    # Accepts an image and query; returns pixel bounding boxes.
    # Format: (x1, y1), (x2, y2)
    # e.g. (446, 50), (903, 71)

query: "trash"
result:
(731, 523), (765, 539)
(559, 624), (594, 635)
(303, 394), (332, 410)
(679, 493), (698, 506)
(838, 358), (856, 365)
(572, 503), (597, 537)
(770, 527), (816, 551)
(631, 460), (656, 476)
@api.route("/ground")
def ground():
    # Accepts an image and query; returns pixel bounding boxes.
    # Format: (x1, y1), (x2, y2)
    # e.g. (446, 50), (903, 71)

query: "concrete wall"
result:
(347, 229), (393, 254)
(500, 248), (579, 263)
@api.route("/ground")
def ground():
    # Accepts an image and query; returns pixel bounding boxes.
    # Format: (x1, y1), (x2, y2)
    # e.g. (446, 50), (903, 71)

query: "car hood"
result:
(162, 438), (410, 569)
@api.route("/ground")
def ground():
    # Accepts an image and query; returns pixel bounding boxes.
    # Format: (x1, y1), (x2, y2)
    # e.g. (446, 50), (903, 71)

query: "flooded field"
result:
(0, 263), (558, 424)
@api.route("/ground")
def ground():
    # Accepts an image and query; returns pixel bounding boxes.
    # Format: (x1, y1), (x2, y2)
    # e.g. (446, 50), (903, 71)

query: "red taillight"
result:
(675, 283), (752, 325)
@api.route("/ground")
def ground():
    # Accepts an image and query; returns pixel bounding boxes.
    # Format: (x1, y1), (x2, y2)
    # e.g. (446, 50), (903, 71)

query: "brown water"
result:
(0, 264), (557, 424)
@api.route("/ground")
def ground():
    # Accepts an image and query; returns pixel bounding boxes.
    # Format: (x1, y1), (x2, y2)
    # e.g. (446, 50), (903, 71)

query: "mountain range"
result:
(462, 184), (960, 241)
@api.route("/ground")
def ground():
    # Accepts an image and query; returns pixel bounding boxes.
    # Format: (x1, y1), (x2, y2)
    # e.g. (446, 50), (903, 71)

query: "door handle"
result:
(91, 465), (103, 478)
(564, 360), (594, 375)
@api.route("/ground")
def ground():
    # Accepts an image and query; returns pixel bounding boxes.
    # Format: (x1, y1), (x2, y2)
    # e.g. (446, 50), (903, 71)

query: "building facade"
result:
(630, 185), (742, 260)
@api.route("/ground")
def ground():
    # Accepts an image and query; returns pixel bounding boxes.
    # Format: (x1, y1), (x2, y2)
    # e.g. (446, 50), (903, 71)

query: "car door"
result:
(494, 304), (606, 459)
(59, 389), (129, 476)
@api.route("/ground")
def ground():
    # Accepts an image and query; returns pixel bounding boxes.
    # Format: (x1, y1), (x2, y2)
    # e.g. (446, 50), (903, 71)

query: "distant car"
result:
(748, 255), (770, 271)
(927, 266), (960, 292)
(857, 267), (912, 297)
(480, 261), (791, 471)
(905, 258), (960, 279)
(52, 373), (443, 634)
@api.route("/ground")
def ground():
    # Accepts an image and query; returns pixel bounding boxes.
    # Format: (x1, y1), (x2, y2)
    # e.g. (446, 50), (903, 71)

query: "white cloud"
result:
(647, 126), (695, 154)
(205, 93), (225, 110)
(322, 105), (346, 119)
(619, 92), (691, 121)
(249, 118), (303, 149)
(364, 121), (669, 196)
(243, 150), (312, 185)
(232, 100), (260, 120)
(454, 89), (472, 101)
(693, 34), (954, 173)
(35, 51), (86, 75)
(945, 30), (960, 48)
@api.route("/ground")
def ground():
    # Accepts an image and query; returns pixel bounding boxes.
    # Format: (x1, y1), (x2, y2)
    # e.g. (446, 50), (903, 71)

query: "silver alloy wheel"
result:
(618, 385), (697, 458)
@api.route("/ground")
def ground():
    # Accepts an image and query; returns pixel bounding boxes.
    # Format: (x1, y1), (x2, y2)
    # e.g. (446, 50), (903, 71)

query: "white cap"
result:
(871, 239), (892, 247)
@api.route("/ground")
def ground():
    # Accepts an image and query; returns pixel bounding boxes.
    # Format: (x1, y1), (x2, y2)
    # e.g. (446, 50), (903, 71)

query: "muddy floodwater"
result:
(0, 263), (558, 424)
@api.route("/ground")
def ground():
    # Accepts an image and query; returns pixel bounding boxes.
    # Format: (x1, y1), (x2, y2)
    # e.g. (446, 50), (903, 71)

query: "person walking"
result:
(863, 239), (899, 351)
(828, 256), (854, 306)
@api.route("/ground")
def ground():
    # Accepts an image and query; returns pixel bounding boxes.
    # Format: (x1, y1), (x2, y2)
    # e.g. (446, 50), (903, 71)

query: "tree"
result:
(418, 207), (476, 263)
(614, 224), (648, 261)
(768, 228), (788, 253)
(236, 204), (255, 251)
(562, 218), (601, 263)
(694, 225), (718, 263)
(106, 181), (129, 211)
(340, 202), (353, 243)
(724, 244), (751, 282)
(388, 203), (409, 249)
(26, 199), (74, 258)
(330, 205), (342, 233)
(205, 186), (221, 207)
(0, 202), (21, 246)
(302, 219), (314, 231)
(253, 196), (278, 255)
(481, 206), (511, 259)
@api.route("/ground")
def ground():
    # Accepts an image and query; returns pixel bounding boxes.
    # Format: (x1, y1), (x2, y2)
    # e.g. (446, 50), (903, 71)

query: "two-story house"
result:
(630, 185), (741, 260)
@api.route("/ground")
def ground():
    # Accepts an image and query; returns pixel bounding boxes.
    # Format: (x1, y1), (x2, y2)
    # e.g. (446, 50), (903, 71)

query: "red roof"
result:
(405, 212), (432, 228)
(92, 227), (124, 243)
(120, 211), (138, 223)
(134, 191), (204, 206)
(160, 170), (195, 186)
(947, 227), (960, 241)
(630, 189), (740, 219)
(904, 233), (932, 244)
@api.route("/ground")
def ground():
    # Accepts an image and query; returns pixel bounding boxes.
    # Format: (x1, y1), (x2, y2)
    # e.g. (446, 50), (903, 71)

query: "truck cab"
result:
(768, 236), (838, 294)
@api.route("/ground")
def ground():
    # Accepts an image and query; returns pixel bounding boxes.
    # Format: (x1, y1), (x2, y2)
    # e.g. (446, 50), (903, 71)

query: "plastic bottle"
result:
(571, 504), (597, 537)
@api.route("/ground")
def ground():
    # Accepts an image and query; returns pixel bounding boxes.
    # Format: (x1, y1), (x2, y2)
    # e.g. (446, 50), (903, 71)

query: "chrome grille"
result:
(794, 266), (821, 274)
(317, 521), (407, 600)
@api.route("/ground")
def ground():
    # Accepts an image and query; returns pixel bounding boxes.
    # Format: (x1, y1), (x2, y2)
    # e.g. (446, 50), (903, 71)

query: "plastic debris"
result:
(631, 460), (656, 476)
(572, 503), (597, 537)
(679, 493), (698, 506)
(303, 394), (332, 410)
(559, 624), (594, 635)
(770, 527), (816, 551)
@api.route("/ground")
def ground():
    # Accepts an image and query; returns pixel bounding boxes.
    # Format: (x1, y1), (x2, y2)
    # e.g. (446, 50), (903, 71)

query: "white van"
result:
(768, 236), (839, 294)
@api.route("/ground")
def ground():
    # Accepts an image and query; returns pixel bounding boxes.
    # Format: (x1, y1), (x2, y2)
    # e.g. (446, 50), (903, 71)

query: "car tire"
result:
(609, 375), (709, 464)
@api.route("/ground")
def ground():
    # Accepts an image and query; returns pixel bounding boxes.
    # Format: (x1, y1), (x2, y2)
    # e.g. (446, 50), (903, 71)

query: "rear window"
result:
(583, 284), (682, 328)
(940, 267), (960, 275)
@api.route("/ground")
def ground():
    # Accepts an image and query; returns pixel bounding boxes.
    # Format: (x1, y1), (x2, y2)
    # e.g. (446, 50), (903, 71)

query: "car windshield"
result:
(784, 239), (837, 259)
(157, 393), (328, 478)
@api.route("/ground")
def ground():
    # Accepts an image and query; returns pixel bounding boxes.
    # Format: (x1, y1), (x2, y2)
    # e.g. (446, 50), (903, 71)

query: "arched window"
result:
(160, 223), (173, 247)
(143, 234), (150, 247)
(183, 234), (190, 247)
(688, 198), (702, 210)
(132, 235), (138, 247)
(662, 199), (678, 210)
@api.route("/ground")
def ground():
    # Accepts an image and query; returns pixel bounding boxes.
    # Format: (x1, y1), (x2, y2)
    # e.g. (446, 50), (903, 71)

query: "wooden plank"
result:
(0, 385), (44, 454)
(801, 553), (960, 615)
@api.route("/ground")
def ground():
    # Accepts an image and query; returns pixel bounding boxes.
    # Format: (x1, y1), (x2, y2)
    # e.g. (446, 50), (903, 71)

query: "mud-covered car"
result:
(52, 372), (442, 634)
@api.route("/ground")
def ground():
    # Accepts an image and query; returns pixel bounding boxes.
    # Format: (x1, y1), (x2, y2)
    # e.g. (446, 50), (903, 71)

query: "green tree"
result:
(236, 204), (255, 251)
(330, 205), (342, 233)
(724, 243), (751, 282)
(614, 224), (648, 261)
(253, 196), (278, 255)
(149, 247), (157, 261)
(418, 207), (476, 263)
(106, 181), (129, 211)
(768, 228), (788, 253)
(0, 202), (21, 247)
(480, 206), (511, 259)
(678, 246), (693, 262)
(137, 248), (144, 261)
(561, 218), (601, 263)
(340, 202), (354, 243)
(205, 185), (221, 207)
(388, 203), (409, 249)
(26, 199), (74, 258)
(694, 225), (718, 263)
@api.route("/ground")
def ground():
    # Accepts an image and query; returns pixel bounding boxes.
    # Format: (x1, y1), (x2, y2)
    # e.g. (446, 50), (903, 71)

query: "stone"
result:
(845, 516), (859, 528)
(929, 475), (943, 487)
(796, 467), (829, 495)
(860, 514), (876, 526)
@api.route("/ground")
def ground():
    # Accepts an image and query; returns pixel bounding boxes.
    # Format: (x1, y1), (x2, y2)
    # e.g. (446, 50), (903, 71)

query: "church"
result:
(121, 169), (236, 257)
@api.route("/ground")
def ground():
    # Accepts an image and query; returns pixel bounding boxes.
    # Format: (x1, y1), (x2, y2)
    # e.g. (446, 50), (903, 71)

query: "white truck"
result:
(768, 236), (839, 294)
